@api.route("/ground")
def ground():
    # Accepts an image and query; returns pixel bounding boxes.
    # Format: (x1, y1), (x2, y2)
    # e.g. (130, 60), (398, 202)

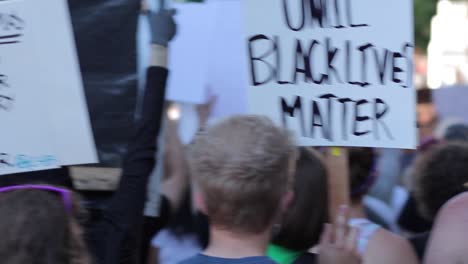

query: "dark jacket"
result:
(91, 67), (168, 264)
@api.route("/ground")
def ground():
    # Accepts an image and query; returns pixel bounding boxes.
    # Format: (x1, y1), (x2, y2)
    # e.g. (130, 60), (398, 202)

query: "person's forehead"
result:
(417, 103), (436, 114)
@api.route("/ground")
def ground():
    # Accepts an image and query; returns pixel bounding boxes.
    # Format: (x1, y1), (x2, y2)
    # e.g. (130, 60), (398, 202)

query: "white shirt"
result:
(151, 229), (202, 264)
(349, 218), (381, 255)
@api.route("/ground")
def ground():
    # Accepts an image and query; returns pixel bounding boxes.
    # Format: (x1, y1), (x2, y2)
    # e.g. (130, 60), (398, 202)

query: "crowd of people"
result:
(2, 5), (468, 264)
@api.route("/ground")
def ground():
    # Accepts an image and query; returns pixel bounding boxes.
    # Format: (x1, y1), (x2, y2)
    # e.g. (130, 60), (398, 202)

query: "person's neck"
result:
(350, 201), (367, 219)
(203, 225), (271, 258)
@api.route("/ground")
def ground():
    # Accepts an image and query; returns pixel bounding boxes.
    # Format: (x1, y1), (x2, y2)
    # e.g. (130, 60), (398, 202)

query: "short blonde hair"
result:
(189, 115), (295, 234)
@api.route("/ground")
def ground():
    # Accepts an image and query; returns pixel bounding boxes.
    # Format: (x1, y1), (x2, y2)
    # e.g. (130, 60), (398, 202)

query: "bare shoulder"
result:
(364, 229), (418, 264)
(424, 192), (468, 264)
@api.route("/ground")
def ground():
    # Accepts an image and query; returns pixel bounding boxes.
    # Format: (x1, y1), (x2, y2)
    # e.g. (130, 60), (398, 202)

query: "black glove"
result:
(147, 8), (177, 47)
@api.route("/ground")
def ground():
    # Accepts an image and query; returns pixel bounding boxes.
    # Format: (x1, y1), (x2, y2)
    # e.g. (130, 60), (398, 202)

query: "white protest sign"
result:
(242, 0), (417, 148)
(29, 0), (97, 165)
(158, 0), (248, 121)
(166, 3), (216, 104)
(0, 0), (59, 174)
(206, 0), (248, 119)
(0, 0), (97, 175)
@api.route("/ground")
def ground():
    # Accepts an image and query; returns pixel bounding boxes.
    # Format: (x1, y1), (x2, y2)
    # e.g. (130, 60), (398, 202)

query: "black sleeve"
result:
(409, 232), (430, 261)
(398, 194), (432, 233)
(91, 66), (168, 264)
(140, 196), (172, 264)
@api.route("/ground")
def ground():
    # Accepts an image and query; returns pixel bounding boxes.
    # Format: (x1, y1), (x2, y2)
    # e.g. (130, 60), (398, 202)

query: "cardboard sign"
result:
(0, 0), (97, 175)
(242, 0), (417, 148)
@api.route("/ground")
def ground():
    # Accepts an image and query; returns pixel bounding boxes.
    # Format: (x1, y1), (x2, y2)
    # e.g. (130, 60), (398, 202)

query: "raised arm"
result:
(324, 147), (351, 220)
(160, 114), (189, 212)
(93, 8), (176, 264)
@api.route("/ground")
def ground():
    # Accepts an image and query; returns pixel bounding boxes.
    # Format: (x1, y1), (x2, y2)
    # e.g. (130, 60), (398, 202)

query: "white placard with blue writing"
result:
(0, 0), (97, 175)
(242, 0), (416, 148)
(0, 0), (59, 174)
(27, 0), (97, 166)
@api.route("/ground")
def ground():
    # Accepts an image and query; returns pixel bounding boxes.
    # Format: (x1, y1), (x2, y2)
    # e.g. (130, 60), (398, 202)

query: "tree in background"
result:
(415, 0), (466, 53)
(414, 0), (438, 53)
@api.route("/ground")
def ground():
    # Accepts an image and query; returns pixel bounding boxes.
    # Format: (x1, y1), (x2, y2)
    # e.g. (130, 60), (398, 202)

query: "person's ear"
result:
(193, 191), (208, 214)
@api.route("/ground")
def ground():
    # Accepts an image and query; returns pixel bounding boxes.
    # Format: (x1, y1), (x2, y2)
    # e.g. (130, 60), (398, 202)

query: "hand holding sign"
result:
(146, 0), (177, 47)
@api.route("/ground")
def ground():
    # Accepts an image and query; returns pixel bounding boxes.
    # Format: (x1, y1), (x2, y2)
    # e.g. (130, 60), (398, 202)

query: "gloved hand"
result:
(147, 8), (177, 47)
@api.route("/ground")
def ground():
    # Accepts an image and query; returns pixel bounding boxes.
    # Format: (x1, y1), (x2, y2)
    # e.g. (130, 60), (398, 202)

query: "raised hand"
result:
(318, 206), (361, 264)
(196, 94), (217, 128)
(146, 1), (177, 47)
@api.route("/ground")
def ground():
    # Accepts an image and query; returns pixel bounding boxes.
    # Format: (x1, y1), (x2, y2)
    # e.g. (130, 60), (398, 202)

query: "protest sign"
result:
(31, 0), (97, 165)
(206, 0), (248, 119)
(166, 2), (216, 104)
(242, 0), (417, 148)
(0, 0), (59, 175)
(434, 86), (468, 124)
(0, 0), (97, 175)
(163, 0), (248, 118)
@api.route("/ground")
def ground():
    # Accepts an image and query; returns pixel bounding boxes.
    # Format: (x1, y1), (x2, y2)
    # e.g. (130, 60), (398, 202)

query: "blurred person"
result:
(370, 88), (439, 206)
(423, 192), (468, 264)
(147, 190), (209, 264)
(181, 115), (296, 264)
(88, 7), (177, 264)
(407, 142), (468, 260)
(399, 123), (468, 259)
(398, 140), (441, 235)
(267, 147), (328, 264)
(417, 88), (438, 142)
(0, 185), (91, 264)
(398, 122), (468, 236)
(146, 111), (209, 264)
(442, 123), (468, 141)
(347, 148), (418, 264)
(141, 95), (216, 264)
(368, 148), (403, 205)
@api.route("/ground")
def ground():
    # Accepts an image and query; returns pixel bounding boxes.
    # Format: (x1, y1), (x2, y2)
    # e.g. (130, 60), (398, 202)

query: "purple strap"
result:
(0, 185), (72, 213)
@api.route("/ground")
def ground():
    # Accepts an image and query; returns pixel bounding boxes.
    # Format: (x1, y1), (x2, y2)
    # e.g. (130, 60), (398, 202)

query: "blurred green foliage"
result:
(415, 0), (466, 52)
(414, 0), (438, 52)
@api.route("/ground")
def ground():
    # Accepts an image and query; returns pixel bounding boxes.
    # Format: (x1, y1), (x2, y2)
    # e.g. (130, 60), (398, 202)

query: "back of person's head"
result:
(0, 188), (90, 264)
(272, 147), (328, 251)
(414, 142), (468, 221)
(417, 88), (438, 139)
(349, 148), (376, 204)
(444, 123), (468, 142)
(417, 88), (433, 104)
(189, 115), (295, 234)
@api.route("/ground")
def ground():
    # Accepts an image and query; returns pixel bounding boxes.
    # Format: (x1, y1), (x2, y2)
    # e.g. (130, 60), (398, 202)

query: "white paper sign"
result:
(30, 0), (97, 166)
(242, 0), (417, 148)
(206, 0), (248, 119)
(0, 0), (97, 175)
(166, 3), (216, 104)
(158, 1), (248, 119)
